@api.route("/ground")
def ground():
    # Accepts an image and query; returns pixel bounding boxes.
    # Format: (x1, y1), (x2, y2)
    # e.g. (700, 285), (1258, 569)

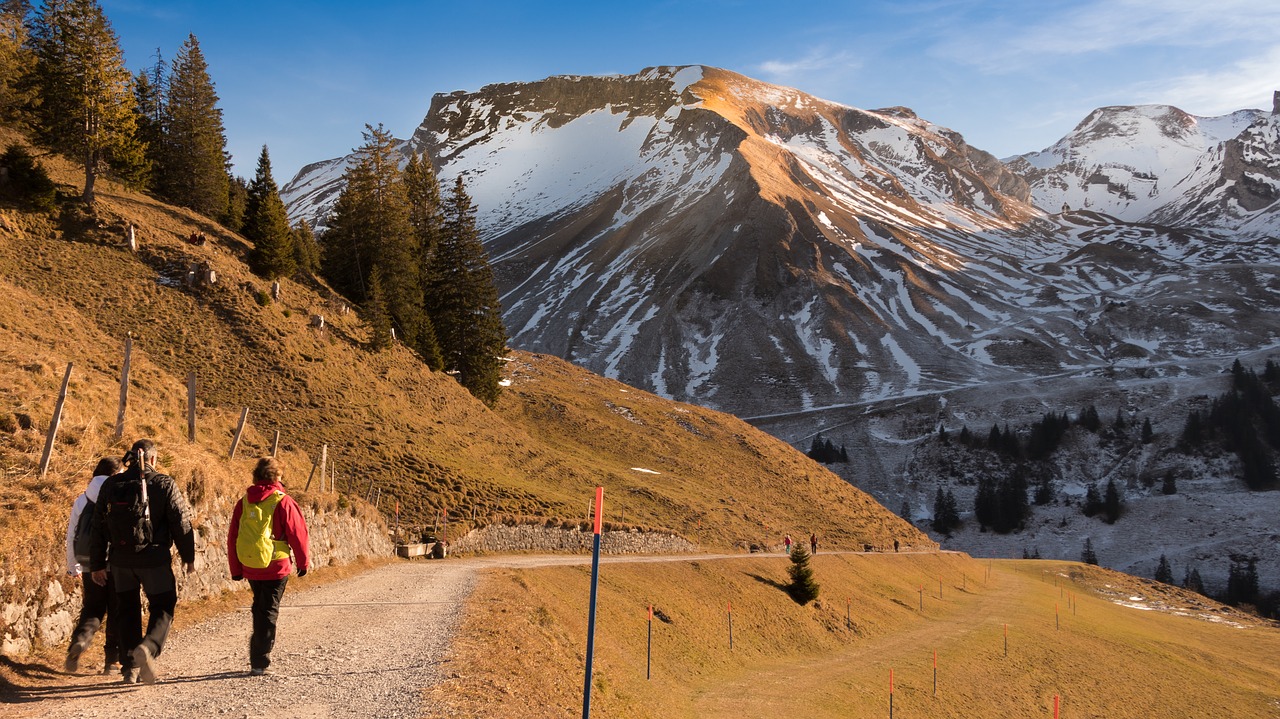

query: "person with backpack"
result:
(89, 439), (197, 685)
(64, 457), (122, 675)
(227, 457), (310, 676)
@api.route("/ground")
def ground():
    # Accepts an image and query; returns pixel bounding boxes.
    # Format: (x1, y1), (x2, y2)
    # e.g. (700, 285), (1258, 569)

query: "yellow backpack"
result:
(235, 491), (291, 569)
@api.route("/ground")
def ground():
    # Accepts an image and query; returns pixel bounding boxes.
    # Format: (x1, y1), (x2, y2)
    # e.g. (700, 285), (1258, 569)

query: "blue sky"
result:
(102, 0), (1280, 183)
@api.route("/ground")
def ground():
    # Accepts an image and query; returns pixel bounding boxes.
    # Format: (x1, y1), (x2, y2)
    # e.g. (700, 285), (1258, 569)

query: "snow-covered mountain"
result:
(284, 67), (1279, 420)
(284, 65), (1280, 596)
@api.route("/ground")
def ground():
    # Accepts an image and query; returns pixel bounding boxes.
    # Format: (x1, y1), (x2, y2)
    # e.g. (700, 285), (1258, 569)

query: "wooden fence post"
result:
(187, 371), (197, 443)
(229, 407), (249, 459)
(113, 335), (132, 441)
(304, 457), (318, 491)
(270, 430), (280, 457)
(319, 444), (328, 491)
(38, 362), (73, 477)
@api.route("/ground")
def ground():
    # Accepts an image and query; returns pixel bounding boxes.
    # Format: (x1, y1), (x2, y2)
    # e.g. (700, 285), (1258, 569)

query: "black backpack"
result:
(103, 472), (153, 552)
(72, 497), (96, 563)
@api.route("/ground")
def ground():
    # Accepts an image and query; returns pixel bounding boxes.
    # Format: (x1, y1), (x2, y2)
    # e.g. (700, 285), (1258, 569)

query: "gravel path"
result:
(8, 553), (758, 719)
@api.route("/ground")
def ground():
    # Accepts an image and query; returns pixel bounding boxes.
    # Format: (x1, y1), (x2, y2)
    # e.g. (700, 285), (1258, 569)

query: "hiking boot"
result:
(120, 667), (139, 684)
(64, 639), (88, 672)
(130, 644), (158, 685)
(249, 667), (269, 676)
(102, 661), (119, 676)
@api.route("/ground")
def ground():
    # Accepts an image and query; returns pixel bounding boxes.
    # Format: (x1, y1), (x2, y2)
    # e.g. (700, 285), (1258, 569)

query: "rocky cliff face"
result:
(284, 70), (1279, 422)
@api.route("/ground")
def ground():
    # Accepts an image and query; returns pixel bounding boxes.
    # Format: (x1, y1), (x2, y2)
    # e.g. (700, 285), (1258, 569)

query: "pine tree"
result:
(365, 266), (392, 351)
(1182, 566), (1204, 595)
(322, 124), (425, 353)
(291, 219), (321, 276)
(26, 0), (138, 204)
(159, 34), (228, 219)
(425, 175), (507, 406)
(131, 48), (164, 187)
(786, 545), (820, 605)
(900, 498), (912, 522)
(1083, 482), (1102, 517)
(1080, 538), (1099, 565)
(1161, 471), (1177, 495)
(1141, 417), (1154, 444)
(0, 0), (34, 124)
(224, 173), (247, 233)
(244, 145), (295, 279)
(1154, 555), (1174, 584)
(1103, 479), (1123, 524)
(0, 142), (54, 210)
(1078, 405), (1101, 432)
(403, 151), (445, 370)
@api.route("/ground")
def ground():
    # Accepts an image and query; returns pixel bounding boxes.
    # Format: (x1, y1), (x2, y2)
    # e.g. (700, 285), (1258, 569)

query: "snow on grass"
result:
(630, 467), (661, 474)
(880, 333), (921, 395)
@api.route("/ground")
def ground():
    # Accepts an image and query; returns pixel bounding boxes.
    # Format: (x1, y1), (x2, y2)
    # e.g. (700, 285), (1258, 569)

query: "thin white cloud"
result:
(755, 47), (862, 85)
(1130, 45), (1280, 114)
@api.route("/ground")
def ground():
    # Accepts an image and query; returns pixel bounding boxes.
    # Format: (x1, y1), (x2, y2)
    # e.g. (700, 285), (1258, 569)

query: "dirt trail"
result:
(3, 553), (757, 718)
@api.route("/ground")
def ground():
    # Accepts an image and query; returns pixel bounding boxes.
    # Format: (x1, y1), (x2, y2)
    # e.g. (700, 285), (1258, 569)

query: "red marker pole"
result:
(933, 649), (938, 697)
(919, 584), (924, 611)
(581, 487), (604, 719)
(1004, 623), (1008, 657)
(889, 668), (895, 719)
(646, 604), (653, 680)
(939, 576), (943, 599)
(1056, 603), (1060, 631)
(846, 598), (851, 630)
(1054, 694), (1060, 719)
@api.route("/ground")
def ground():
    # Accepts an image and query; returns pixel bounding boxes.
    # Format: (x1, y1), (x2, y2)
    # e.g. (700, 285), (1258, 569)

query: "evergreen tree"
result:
(1103, 478), (1123, 524)
(224, 173), (247, 233)
(425, 175), (507, 406)
(786, 545), (820, 605)
(1080, 538), (1099, 565)
(1033, 471), (1054, 506)
(159, 34), (228, 219)
(1078, 405), (1102, 432)
(403, 151), (445, 369)
(130, 48), (164, 187)
(974, 475), (997, 531)
(1141, 417), (1154, 444)
(1083, 482), (1103, 517)
(1154, 555), (1174, 584)
(1161, 471), (1177, 495)
(243, 145), (295, 279)
(958, 425), (972, 447)
(291, 219), (321, 276)
(0, 142), (54, 210)
(0, 0), (33, 124)
(1225, 555), (1259, 607)
(839, 444), (849, 462)
(323, 124), (425, 353)
(932, 488), (960, 536)
(900, 498), (912, 522)
(26, 0), (138, 204)
(1182, 566), (1204, 595)
(365, 266), (392, 351)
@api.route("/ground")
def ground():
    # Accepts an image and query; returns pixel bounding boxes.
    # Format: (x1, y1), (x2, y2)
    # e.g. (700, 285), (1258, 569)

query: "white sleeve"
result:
(66, 494), (86, 574)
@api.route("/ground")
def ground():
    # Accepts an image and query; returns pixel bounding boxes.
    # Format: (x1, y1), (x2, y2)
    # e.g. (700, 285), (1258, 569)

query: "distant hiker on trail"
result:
(784, 534), (793, 554)
(227, 457), (310, 676)
(64, 456), (122, 676)
(893, 539), (900, 553)
(810, 533), (819, 554)
(89, 439), (197, 685)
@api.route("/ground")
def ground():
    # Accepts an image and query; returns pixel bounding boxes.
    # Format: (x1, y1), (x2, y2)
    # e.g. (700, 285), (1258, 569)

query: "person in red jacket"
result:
(227, 457), (310, 676)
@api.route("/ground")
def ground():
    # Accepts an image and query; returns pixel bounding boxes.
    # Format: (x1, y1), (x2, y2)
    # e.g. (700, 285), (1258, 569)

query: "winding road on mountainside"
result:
(3, 552), (781, 719)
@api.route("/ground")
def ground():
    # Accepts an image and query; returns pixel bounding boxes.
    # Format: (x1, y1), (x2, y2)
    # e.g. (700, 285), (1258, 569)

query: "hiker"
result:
(784, 534), (793, 555)
(89, 439), (196, 685)
(810, 533), (819, 554)
(227, 457), (310, 676)
(64, 457), (122, 675)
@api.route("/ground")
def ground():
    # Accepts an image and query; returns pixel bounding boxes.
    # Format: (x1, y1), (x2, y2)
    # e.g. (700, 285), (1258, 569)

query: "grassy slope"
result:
(0, 128), (924, 603)
(431, 554), (1280, 718)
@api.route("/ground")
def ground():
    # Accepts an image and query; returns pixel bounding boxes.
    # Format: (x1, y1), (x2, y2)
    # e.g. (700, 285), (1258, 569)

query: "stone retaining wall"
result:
(1, 505), (391, 657)
(451, 524), (698, 555)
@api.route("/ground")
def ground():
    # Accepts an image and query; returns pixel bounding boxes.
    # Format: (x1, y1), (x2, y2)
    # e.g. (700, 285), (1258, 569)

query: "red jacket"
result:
(227, 482), (310, 581)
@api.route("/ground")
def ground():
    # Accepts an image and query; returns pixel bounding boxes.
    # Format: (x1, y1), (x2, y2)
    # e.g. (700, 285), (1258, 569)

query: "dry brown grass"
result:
(431, 554), (1280, 718)
(0, 118), (922, 598)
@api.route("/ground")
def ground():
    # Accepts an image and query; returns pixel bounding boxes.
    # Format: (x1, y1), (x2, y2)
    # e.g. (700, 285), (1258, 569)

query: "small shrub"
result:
(0, 144), (57, 212)
(254, 290), (271, 306)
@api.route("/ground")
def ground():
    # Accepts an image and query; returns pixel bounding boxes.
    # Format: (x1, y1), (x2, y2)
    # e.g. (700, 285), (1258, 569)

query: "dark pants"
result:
(249, 577), (289, 669)
(111, 564), (177, 669)
(69, 571), (120, 664)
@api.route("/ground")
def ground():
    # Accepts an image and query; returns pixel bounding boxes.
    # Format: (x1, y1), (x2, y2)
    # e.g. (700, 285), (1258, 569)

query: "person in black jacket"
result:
(89, 439), (197, 685)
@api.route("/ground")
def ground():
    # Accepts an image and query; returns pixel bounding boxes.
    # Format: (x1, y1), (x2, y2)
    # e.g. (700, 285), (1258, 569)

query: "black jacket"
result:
(89, 467), (196, 571)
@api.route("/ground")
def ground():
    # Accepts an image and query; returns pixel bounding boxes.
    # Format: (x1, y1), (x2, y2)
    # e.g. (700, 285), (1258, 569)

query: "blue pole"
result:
(582, 487), (604, 719)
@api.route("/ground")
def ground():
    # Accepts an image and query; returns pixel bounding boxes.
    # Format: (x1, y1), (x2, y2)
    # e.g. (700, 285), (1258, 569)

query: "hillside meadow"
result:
(429, 553), (1280, 718)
